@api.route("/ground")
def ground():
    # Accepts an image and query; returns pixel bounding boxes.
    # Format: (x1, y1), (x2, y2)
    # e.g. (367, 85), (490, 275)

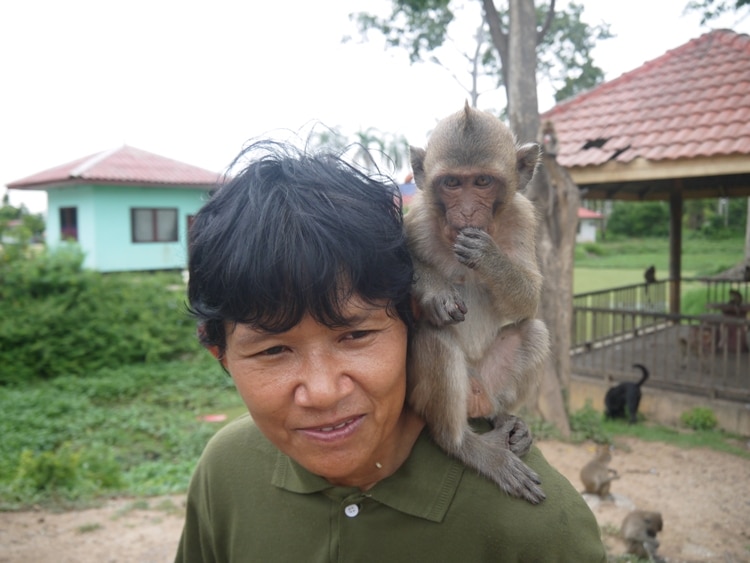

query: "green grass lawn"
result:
(573, 236), (745, 293)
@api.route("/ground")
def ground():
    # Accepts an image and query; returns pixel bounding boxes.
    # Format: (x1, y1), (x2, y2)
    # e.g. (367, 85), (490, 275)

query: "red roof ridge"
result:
(8, 145), (223, 189)
(69, 146), (123, 178)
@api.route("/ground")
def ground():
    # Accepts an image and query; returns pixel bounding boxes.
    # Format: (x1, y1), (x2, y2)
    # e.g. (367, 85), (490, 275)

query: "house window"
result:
(131, 208), (178, 243)
(60, 207), (78, 241)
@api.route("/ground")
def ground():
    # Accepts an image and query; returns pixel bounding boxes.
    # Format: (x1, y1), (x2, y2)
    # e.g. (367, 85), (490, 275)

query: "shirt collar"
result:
(271, 429), (465, 523)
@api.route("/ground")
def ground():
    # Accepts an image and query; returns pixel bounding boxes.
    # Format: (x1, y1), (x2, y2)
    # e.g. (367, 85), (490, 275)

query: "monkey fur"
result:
(404, 103), (550, 504)
(621, 510), (663, 560)
(580, 444), (619, 498)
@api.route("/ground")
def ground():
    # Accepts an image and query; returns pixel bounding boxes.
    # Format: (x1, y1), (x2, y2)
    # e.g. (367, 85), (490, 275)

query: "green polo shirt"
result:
(175, 413), (606, 562)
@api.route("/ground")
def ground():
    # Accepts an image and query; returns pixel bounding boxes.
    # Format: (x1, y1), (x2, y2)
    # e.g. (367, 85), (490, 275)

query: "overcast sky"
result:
(2, 0), (748, 213)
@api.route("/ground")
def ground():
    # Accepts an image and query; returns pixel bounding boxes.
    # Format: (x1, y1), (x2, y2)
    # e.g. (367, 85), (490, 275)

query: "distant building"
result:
(577, 208), (604, 243)
(6, 146), (222, 272)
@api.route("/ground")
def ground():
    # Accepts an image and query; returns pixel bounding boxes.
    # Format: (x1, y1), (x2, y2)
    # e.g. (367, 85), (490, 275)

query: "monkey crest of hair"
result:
(404, 104), (549, 504)
(187, 139), (414, 353)
(423, 101), (519, 178)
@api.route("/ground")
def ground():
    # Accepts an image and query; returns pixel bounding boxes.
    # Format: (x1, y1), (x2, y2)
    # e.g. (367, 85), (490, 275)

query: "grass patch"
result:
(556, 402), (749, 459)
(0, 353), (245, 509)
(574, 236), (744, 277)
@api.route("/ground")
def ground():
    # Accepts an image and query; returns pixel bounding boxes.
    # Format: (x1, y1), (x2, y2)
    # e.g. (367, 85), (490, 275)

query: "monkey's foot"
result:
(473, 432), (545, 504)
(490, 415), (533, 457)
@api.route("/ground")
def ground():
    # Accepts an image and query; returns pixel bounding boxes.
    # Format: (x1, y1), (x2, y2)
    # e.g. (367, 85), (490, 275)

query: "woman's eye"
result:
(259, 345), (286, 356)
(345, 330), (372, 341)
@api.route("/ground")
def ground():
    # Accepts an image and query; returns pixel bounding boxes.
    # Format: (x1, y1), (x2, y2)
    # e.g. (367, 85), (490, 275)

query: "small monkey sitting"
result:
(580, 443), (619, 498)
(404, 103), (550, 504)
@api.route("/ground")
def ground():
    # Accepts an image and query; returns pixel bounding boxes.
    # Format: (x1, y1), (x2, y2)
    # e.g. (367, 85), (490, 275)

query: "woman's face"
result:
(220, 295), (416, 488)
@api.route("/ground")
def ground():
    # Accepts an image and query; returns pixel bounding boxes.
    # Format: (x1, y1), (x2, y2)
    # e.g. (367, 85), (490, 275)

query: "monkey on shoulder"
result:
(404, 102), (550, 504)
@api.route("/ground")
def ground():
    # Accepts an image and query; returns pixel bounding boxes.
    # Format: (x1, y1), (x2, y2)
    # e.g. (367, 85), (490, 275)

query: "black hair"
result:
(187, 140), (414, 352)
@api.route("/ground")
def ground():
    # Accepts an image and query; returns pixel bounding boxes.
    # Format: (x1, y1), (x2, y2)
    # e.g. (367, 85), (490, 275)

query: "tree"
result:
(684, 0), (750, 25)
(308, 125), (409, 176)
(354, 0), (611, 434)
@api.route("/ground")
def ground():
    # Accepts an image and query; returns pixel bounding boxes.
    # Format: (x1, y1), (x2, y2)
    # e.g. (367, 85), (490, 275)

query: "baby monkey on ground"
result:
(580, 443), (619, 498)
(621, 510), (664, 561)
(405, 103), (550, 504)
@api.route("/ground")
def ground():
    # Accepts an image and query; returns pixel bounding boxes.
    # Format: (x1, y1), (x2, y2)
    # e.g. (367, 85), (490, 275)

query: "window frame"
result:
(130, 207), (179, 243)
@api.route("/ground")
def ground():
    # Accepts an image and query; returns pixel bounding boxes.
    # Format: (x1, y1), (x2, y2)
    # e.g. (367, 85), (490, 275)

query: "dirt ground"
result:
(0, 436), (748, 563)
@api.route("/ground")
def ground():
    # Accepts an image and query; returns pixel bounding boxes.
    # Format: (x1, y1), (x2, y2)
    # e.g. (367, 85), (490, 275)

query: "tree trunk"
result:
(745, 197), (750, 266)
(503, 0), (577, 436)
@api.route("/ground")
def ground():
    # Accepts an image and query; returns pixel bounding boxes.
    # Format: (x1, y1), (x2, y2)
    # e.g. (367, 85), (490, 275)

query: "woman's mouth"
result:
(299, 415), (364, 441)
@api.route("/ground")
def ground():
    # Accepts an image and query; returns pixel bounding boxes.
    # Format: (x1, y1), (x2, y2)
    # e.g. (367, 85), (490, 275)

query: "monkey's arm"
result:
(411, 256), (467, 326)
(454, 227), (542, 321)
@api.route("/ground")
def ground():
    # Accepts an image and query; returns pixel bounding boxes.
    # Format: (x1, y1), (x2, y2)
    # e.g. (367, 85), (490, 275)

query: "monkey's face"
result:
(431, 170), (507, 241)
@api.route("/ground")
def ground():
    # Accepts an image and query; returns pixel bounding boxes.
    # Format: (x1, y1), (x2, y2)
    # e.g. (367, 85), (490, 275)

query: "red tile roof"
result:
(542, 29), (750, 168)
(578, 208), (603, 219)
(7, 145), (222, 190)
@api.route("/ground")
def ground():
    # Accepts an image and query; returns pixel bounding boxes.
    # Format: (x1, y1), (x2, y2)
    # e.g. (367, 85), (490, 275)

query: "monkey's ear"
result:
(409, 146), (427, 190)
(516, 143), (541, 190)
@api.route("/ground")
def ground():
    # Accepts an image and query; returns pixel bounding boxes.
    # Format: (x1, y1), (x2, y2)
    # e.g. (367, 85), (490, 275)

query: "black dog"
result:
(604, 364), (649, 423)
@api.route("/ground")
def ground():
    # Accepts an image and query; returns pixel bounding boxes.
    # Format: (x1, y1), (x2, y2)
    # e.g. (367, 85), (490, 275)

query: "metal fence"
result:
(571, 279), (750, 402)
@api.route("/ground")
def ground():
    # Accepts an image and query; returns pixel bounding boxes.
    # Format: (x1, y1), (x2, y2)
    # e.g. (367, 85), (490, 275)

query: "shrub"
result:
(680, 407), (718, 431)
(11, 442), (122, 501)
(0, 246), (201, 384)
(569, 400), (611, 444)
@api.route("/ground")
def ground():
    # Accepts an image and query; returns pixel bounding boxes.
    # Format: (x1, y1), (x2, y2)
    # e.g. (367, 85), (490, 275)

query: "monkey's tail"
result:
(441, 428), (546, 504)
(632, 363), (649, 386)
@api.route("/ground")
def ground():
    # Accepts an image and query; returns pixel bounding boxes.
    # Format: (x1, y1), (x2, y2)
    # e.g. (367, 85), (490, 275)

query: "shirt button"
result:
(344, 504), (359, 518)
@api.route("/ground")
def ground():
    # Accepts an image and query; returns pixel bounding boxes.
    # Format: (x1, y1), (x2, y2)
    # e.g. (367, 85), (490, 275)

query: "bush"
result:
(569, 400), (611, 444)
(680, 407), (718, 431)
(0, 245), (201, 384)
(607, 202), (670, 237)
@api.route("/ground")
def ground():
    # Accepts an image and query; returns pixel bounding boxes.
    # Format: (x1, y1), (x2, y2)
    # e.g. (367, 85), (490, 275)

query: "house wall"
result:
(576, 219), (598, 243)
(47, 185), (209, 272)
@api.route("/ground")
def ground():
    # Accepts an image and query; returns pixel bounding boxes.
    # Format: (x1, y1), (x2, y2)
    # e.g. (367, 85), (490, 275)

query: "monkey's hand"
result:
(419, 288), (467, 326)
(453, 227), (497, 270)
(491, 414), (533, 457)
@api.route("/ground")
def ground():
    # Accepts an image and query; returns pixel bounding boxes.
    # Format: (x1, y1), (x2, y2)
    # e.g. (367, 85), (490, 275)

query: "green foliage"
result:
(0, 245), (201, 384)
(681, 407), (718, 431)
(569, 400), (611, 444)
(536, 2), (613, 102)
(0, 355), (243, 508)
(0, 201), (45, 245)
(685, 0), (750, 25)
(601, 418), (749, 458)
(352, 1), (611, 105)
(12, 443), (122, 501)
(574, 237), (744, 277)
(606, 202), (671, 237)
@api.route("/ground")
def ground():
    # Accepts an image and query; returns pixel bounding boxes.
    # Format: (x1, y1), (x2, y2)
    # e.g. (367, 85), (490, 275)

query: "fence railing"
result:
(571, 279), (750, 402)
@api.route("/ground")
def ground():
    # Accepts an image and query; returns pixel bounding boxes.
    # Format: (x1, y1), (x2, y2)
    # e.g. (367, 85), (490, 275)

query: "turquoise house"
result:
(7, 146), (222, 272)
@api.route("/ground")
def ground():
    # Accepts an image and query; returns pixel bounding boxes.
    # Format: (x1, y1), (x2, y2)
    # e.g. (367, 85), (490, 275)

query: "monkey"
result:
(540, 120), (558, 156)
(604, 363), (649, 423)
(643, 265), (656, 285)
(404, 102), (550, 504)
(621, 510), (663, 561)
(579, 443), (619, 498)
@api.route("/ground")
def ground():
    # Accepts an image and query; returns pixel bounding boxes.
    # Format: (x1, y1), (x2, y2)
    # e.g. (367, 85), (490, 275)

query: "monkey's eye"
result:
(474, 175), (493, 187)
(442, 176), (461, 188)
